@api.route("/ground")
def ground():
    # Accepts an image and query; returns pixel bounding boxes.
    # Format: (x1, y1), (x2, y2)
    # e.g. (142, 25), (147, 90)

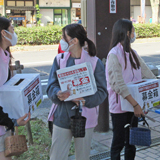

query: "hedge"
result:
(134, 23), (160, 38)
(14, 24), (160, 45)
(14, 25), (63, 45)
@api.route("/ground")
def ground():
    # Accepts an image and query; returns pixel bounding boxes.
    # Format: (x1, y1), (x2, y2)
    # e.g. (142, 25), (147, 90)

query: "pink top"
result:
(106, 43), (142, 113)
(48, 49), (99, 129)
(0, 47), (10, 136)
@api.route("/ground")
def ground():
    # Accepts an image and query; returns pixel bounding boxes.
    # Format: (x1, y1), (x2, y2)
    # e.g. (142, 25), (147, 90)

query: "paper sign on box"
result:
(56, 62), (97, 101)
(120, 79), (160, 112)
(0, 74), (43, 119)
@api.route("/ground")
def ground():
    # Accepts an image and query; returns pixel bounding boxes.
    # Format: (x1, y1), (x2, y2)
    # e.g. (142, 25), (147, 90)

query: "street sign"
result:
(109, 0), (117, 13)
(10, 17), (25, 21)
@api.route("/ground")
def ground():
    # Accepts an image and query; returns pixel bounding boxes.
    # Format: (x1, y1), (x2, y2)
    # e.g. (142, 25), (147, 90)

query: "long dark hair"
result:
(0, 17), (13, 74)
(110, 19), (140, 69)
(62, 24), (96, 56)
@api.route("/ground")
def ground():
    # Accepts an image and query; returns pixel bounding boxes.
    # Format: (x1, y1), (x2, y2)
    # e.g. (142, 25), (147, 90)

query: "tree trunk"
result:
(150, 0), (160, 24)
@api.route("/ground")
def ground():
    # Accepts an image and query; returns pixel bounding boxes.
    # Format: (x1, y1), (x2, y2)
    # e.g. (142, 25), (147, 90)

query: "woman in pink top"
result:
(106, 19), (156, 160)
(0, 17), (30, 160)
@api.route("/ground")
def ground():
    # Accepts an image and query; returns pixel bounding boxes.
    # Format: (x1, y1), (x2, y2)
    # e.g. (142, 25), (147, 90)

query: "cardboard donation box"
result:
(120, 79), (160, 112)
(57, 62), (97, 101)
(0, 74), (43, 119)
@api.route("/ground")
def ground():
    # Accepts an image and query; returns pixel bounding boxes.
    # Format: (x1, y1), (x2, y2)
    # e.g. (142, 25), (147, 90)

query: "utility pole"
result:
(87, 0), (130, 132)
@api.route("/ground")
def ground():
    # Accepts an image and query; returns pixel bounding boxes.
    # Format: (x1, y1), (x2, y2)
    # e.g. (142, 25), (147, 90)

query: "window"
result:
(25, 1), (33, 7)
(16, 1), (24, 6)
(7, 1), (16, 6)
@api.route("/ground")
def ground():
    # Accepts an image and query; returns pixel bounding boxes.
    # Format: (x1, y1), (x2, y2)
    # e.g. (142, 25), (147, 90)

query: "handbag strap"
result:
(131, 115), (149, 128)
(75, 101), (83, 119)
(15, 126), (18, 135)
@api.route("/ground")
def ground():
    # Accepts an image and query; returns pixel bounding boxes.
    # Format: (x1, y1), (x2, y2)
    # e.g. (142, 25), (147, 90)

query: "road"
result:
(11, 42), (160, 109)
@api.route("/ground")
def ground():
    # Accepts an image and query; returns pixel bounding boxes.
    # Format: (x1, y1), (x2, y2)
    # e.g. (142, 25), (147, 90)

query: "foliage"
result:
(134, 23), (160, 38)
(12, 119), (75, 160)
(35, 4), (42, 25)
(14, 24), (160, 45)
(14, 25), (63, 45)
(12, 119), (51, 160)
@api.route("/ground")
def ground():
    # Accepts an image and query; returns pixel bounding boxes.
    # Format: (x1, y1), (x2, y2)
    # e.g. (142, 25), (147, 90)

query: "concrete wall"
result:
(40, 9), (53, 26)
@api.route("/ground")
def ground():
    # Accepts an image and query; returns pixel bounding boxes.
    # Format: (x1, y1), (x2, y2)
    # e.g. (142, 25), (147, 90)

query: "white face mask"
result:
(130, 32), (136, 43)
(60, 38), (74, 52)
(4, 30), (18, 46)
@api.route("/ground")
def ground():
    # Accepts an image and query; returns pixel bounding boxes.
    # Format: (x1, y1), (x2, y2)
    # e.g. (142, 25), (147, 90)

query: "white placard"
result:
(39, 0), (70, 7)
(120, 79), (160, 112)
(57, 62), (97, 101)
(6, 10), (11, 13)
(109, 0), (117, 14)
(0, 74), (43, 119)
(72, 3), (81, 8)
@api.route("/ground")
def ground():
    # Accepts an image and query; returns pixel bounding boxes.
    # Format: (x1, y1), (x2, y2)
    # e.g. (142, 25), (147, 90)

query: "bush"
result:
(134, 23), (160, 38)
(14, 24), (160, 45)
(15, 25), (63, 45)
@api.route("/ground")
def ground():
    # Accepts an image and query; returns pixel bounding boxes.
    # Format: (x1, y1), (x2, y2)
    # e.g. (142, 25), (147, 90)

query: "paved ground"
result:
(15, 38), (160, 160)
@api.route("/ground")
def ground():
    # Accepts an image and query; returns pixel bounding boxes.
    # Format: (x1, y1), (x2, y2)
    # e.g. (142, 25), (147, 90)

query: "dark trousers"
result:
(111, 112), (138, 160)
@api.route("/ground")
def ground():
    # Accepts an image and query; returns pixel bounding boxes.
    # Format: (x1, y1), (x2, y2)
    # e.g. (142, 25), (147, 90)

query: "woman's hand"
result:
(57, 90), (70, 101)
(134, 104), (144, 117)
(72, 98), (85, 106)
(17, 113), (31, 126)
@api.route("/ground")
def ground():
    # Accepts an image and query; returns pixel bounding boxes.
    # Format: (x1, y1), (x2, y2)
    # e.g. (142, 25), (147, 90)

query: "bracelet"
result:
(133, 103), (139, 108)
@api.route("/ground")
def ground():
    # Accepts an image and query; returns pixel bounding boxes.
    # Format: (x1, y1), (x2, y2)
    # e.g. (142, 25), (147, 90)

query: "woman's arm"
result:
(107, 54), (143, 117)
(0, 106), (31, 131)
(107, 53), (130, 98)
(46, 57), (62, 105)
(83, 59), (108, 108)
(0, 106), (14, 130)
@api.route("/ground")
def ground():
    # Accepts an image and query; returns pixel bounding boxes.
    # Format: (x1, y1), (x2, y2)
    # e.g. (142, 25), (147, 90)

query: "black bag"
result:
(70, 101), (86, 138)
(129, 115), (151, 146)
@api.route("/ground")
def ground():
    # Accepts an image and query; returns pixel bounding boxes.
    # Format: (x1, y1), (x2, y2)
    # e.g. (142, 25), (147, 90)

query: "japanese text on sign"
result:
(58, 67), (87, 78)
(24, 78), (40, 105)
(142, 89), (159, 101)
(109, 0), (117, 13)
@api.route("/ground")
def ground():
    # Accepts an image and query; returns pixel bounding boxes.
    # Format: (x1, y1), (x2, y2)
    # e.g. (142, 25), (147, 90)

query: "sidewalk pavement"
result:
(32, 103), (160, 160)
(68, 109), (160, 160)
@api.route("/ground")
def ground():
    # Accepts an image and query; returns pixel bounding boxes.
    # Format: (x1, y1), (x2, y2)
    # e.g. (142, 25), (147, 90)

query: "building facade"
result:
(38, 0), (71, 26)
(38, 0), (81, 26)
(5, 0), (36, 26)
(3, 0), (160, 26)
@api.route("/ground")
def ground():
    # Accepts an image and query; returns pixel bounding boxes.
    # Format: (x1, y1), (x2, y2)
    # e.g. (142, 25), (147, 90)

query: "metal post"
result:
(26, 121), (33, 145)
(87, 0), (130, 132)
(15, 60), (22, 73)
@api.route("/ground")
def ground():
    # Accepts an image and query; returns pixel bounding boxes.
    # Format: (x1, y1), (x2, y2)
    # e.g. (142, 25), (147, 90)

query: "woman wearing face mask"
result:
(47, 23), (107, 160)
(105, 19), (156, 160)
(0, 17), (30, 160)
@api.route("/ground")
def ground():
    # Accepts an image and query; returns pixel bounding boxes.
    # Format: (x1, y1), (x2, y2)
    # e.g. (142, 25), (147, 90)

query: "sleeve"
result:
(137, 55), (157, 79)
(0, 106), (14, 130)
(83, 59), (108, 108)
(107, 53), (130, 98)
(46, 57), (62, 105)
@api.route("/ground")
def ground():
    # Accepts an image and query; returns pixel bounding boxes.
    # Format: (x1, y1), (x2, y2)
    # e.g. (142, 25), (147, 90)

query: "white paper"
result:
(56, 62), (97, 101)
(120, 79), (160, 112)
(0, 74), (43, 119)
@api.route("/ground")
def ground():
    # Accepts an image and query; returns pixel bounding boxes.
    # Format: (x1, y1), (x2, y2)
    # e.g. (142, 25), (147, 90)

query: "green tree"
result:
(35, 4), (42, 25)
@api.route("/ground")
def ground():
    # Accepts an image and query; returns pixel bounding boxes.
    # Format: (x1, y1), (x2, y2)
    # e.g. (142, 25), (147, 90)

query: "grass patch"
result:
(12, 119), (75, 160)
